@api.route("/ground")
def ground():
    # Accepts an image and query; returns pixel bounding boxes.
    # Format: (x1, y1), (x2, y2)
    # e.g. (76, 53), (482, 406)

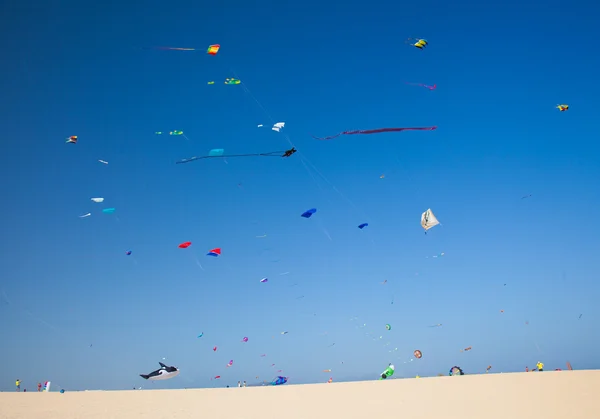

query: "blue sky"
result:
(1, 0), (599, 391)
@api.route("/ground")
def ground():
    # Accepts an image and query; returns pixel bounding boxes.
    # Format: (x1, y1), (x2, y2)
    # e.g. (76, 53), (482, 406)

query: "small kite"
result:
(421, 208), (439, 233)
(91, 198), (104, 203)
(281, 331), (288, 335)
(225, 78), (240, 85)
(155, 46), (196, 51)
(155, 132), (163, 135)
(521, 194), (532, 199)
(270, 376), (288, 386)
(272, 122), (285, 132)
(125, 250), (132, 255)
(241, 337), (248, 342)
(102, 208), (115, 214)
(429, 324), (442, 327)
(557, 104), (569, 111)
(207, 44), (220, 55)
(301, 208), (317, 218)
(260, 278), (268, 283)
(380, 363), (395, 380)
(461, 346), (472, 352)
(226, 360), (233, 367)
(178, 242), (192, 248)
(197, 333), (203, 338)
(406, 82), (436, 90)
(385, 324), (391, 330)
(176, 147), (296, 164)
(170, 130), (183, 136)
(66, 136), (77, 144)
(486, 365), (492, 372)
(257, 124), (263, 128)
(213, 346), (217, 351)
(214, 375), (221, 379)
(140, 362), (180, 381)
(323, 369), (331, 372)
(358, 223), (368, 229)
(79, 213), (91, 218)
(414, 350), (423, 359)
(449, 366), (464, 376)
(312, 126), (437, 140)
(98, 160), (108, 164)
(207, 81), (215, 85)
(406, 38), (428, 49)
(207, 248), (221, 257)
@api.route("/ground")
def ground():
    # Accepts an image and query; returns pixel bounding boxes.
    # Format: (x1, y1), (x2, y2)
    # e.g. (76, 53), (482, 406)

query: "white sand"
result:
(1, 370), (598, 419)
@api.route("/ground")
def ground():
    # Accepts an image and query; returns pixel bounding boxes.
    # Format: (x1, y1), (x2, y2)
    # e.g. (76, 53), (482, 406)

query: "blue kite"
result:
(358, 223), (368, 229)
(301, 208), (317, 218)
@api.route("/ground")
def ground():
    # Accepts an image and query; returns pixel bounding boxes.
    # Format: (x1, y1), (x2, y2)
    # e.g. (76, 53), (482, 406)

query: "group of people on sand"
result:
(15, 379), (45, 392)
(237, 381), (247, 387)
(525, 362), (545, 372)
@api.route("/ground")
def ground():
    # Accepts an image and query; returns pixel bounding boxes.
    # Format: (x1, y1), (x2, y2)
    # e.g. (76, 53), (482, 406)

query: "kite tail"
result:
(140, 374), (150, 380)
(311, 133), (343, 140)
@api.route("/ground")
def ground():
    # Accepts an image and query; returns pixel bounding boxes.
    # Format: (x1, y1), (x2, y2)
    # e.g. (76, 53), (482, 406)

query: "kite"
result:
(406, 82), (436, 90)
(214, 375), (221, 379)
(155, 132), (163, 135)
(102, 208), (115, 214)
(140, 362), (180, 380)
(461, 346), (472, 352)
(207, 248), (221, 257)
(281, 331), (288, 335)
(170, 131), (183, 136)
(421, 208), (439, 232)
(176, 147), (296, 164)
(225, 78), (240, 85)
(207, 81), (215, 85)
(429, 324), (442, 327)
(449, 366), (464, 376)
(327, 377), (333, 383)
(241, 337), (248, 342)
(79, 213), (91, 218)
(414, 350), (423, 359)
(207, 44), (220, 55)
(91, 198), (104, 203)
(155, 46), (196, 51)
(312, 126), (437, 140)
(521, 194), (532, 199)
(226, 360), (233, 367)
(486, 365), (492, 372)
(260, 278), (268, 283)
(125, 250), (132, 255)
(301, 208), (317, 218)
(557, 104), (569, 111)
(385, 324), (391, 330)
(257, 124), (263, 127)
(272, 122), (285, 132)
(66, 136), (77, 144)
(358, 223), (368, 229)
(213, 346), (217, 351)
(379, 364), (395, 380)
(270, 376), (288, 385)
(178, 242), (192, 248)
(98, 160), (108, 164)
(197, 333), (203, 338)
(406, 38), (428, 49)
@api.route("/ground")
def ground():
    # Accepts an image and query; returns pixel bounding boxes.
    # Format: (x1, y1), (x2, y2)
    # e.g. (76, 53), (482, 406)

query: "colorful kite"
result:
(66, 136), (77, 144)
(140, 362), (180, 380)
(170, 130), (183, 136)
(125, 250), (132, 255)
(557, 104), (569, 111)
(461, 346), (472, 352)
(260, 278), (268, 283)
(207, 81), (215, 85)
(207, 248), (221, 257)
(301, 208), (317, 218)
(421, 208), (439, 232)
(207, 44), (220, 55)
(225, 78), (240, 85)
(385, 324), (391, 330)
(405, 82), (436, 90)
(178, 242), (192, 248)
(449, 366), (464, 376)
(176, 147), (296, 164)
(226, 360), (233, 367)
(270, 376), (288, 385)
(241, 337), (248, 342)
(312, 126), (437, 140)
(414, 350), (423, 359)
(213, 346), (217, 351)
(358, 223), (368, 229)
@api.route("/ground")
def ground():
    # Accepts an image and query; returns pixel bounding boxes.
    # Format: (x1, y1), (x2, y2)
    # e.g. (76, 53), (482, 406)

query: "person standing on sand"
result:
(536, 361), (544, 371)
(243, 381), (246, 387)
(237, 381), (241, 387)
(525, 366), (529, 372)
(15, 379), (20, 391)
(37, 383), (42, 392)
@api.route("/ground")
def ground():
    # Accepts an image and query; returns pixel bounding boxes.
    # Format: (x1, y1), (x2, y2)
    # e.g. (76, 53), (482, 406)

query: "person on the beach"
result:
(243, 381), (246, 387)
(15, 379), (20, 391)
(37, 383), (42, 392)
(525, 366), (529, 372)
(237, 381), (241, 387)
(536, 361), (544, 371)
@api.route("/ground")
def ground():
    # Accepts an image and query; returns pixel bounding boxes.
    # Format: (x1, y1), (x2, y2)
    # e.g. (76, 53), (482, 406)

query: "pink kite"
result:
(213, 346), (217, 351)
(179, 241), (192, 248)
(312, 126), (437, 140)
(242, 337), (248, 342)
(405, 82), (436, 90)
(226, 360), (233, 367)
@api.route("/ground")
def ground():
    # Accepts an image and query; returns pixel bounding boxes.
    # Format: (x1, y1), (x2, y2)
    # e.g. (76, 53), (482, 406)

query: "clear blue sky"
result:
(1, 0), (599, 391)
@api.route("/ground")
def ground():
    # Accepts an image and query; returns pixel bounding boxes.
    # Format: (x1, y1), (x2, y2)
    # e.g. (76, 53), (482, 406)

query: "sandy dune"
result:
(1, 371), (598, 419)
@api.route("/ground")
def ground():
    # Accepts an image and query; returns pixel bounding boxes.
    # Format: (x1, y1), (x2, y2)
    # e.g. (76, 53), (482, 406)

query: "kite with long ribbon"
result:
(176, 147), (296, 164)
(312, 126), (437, 141)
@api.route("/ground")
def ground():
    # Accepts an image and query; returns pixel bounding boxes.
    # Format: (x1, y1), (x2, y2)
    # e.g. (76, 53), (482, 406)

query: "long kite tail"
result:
(312, 126), (437, 141)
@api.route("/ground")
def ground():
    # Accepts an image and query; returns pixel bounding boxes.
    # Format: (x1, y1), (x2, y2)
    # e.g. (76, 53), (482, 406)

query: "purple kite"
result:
(312, 126), (437, 141)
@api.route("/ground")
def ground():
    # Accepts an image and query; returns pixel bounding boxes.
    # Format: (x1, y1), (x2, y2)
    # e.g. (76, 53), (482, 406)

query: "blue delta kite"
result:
(140, 362), (180, 380)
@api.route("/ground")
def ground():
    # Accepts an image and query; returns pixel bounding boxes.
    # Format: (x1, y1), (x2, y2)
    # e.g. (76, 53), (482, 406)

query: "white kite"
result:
(272, 122), (285, 132)
(257, 124), (264, 128)
(79, 213), (91, 218)
(420, 208), (440, 232)
(98, 160), (108, 164)
(91, 198), (104, 203)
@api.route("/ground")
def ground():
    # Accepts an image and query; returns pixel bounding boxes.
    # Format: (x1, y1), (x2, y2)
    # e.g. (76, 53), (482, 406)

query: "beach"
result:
(1, 370), (598, 419)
